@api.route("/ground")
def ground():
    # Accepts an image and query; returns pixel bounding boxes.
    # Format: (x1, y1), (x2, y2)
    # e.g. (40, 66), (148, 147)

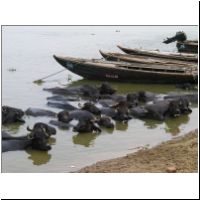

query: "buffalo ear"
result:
(41, 125), (50, 137)
(42, 124), (48, 132)
(27, 126), (33, 132)
(41, 126), (47, 133)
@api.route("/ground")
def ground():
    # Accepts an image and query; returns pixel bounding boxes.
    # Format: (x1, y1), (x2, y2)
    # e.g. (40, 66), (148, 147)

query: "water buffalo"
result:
(111, 94), (126, 102)
(49, 120), (72, 129)
(96, 116), (114, 129)
(25, 108), (57, 117)
(111, 101), (132, 122)
(100, 107), (118, 118)
(80, 85), (99, 99)
(130, 106), (148, 118)
(47, 95), (79, 102)
(73, 119), (101, 133)
(127, 93), (139, 106)
(144, 100), (184, 121)
(97, 94), (113, 100)
(57, 110), (95, 123)
(177, 97), (192, 114)
(137, 91), (156, 102)
(26, 122), (56, 151)
(98, 99), (116, 107)
(130, 98), (185, 121)
(81, 102), (101, 115)
(144, 99), (182, 120)
(98, 94), (126, 102)
(98, 82), (116, 95)
(47, 101), (77, 111)
(2, 133), (32, 152)
(2, 106), (25, 125)
(43, 87), (72, 95)
(2, 123), (56, 152)
(164, 93), (198, 104)
(98, 95), (126, 107)
(127, 91), (156, 105)
(44, 85), (99, 98)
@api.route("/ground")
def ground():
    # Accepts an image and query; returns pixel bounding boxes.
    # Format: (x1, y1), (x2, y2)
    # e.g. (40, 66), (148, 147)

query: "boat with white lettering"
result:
(53, 55), (198, 84)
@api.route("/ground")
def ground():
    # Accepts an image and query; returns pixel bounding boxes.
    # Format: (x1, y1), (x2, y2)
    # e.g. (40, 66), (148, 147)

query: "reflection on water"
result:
(115, 122), (128, 131)
(25, 137), (56, 165)
(48, 137), (56, 145)
(101, 127), (114, 134)
(140, 113), (190, 135)
(2, 123), (23, 134)
(68, 79), (180, 94)
(164, 114), (190, 136)
(26, 149), (52, 165)
(143, 119), (163, 129)
(72, 133), (99, 147)
(72, 128), (114, 147)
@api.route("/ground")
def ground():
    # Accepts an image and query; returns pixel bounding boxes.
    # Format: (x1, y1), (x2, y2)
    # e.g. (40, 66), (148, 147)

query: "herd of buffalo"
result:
(2, 82), (198, 153)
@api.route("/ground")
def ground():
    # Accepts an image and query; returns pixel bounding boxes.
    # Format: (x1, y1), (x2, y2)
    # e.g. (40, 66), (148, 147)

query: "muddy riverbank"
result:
(78, 129), (198, 173)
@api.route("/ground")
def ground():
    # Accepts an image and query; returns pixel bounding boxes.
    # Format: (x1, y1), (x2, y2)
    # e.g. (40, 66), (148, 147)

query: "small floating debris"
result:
(91, 33), (96, 36)
(115, 30), (120, 32)
(33, 79), (45, 85)
(33, 69), (66, 85)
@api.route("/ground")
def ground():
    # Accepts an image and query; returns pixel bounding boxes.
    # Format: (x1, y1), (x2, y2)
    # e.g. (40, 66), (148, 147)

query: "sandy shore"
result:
(78, 129), (198, 173)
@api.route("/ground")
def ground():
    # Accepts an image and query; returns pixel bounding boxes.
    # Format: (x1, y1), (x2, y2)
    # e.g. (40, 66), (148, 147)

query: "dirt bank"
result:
(78, 129), (198, 173)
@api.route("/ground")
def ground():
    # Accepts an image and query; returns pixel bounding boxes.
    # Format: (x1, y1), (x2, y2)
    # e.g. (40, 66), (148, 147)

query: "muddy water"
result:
(1, 26), (198, 172)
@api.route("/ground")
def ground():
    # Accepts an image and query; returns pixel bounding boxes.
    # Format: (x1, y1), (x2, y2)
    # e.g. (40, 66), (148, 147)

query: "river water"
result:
(2, 26), (198, 172)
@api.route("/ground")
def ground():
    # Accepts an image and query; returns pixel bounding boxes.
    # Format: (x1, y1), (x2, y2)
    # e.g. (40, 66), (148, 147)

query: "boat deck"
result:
(100, 51), (196, 67)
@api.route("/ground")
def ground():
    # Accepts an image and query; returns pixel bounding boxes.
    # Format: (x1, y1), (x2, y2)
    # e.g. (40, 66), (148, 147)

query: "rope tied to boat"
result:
(33, 69), (66, 84)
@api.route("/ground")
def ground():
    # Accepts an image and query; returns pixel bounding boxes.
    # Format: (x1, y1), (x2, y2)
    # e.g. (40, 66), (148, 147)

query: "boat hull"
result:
(117, 45), (198, 62)
(99, 51), (196, 67)
(53, 55), (197, 84)
(177, 41), (198, 53)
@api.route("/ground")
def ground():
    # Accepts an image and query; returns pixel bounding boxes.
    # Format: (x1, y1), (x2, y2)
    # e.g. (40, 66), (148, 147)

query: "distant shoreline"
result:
(77, 129), (198, 173)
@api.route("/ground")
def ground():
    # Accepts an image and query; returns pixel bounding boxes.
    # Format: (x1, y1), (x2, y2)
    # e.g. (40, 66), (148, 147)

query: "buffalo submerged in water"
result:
(2, 123), (56, 152)
(2, 82), (197, 152)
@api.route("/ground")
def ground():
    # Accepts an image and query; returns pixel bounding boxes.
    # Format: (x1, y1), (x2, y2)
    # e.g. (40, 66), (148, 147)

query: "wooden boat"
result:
(99, 51), (197, 67)
(117, 45), (198, 62)
(176, 40), (198, 53)
(53, 55), (197, 84)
